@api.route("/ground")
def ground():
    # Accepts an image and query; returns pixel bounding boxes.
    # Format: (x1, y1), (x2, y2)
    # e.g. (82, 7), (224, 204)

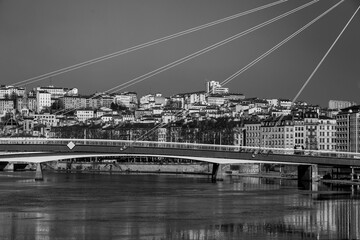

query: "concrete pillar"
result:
(35, 163), (43, 181)
(211, 163), (225, 182)
(298, 164), (318, 182)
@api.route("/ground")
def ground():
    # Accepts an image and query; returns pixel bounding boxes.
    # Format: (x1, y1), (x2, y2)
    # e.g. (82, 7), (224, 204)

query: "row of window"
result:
(318, 125), (336, 130)
(319, 145), (335, 150)
(319, 138), (334, 143)
(319, 132), (335, 137)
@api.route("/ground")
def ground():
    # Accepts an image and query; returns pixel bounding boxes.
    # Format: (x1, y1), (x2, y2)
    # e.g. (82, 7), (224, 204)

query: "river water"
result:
(0, 172), (359, 240)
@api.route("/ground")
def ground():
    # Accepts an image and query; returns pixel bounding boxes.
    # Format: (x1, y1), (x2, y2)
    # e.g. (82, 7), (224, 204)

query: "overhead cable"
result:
(220, 0), (344, 86)
(274, 0), (359, 129)
(109, 0), (318, 93)
(12, 0), (288, 87)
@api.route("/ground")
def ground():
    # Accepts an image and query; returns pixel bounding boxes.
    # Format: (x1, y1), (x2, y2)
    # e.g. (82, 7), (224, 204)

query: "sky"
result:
(0, 0), (360, 107)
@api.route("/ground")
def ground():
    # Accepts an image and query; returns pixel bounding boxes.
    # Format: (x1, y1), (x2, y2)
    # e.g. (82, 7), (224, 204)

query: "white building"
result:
(207, 95), (226, 106)
(266, 99), (279, 107)
(328, 100), (356, 110)
(0, 85), (25, 99)
(33, 113), (59, 127)
(318, 117), (336, 151)
(36, 86), (78, 99)
(36, 91), (51, 113)
(76, 109), (95, 122)
(206, 81), (229, 94)
(279, 99), (292, 109)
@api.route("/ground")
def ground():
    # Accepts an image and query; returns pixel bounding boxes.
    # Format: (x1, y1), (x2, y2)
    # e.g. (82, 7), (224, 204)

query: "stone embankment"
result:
(45, 161), (211, 175)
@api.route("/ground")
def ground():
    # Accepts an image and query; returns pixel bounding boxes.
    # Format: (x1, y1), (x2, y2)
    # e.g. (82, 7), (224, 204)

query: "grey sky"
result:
(0, 0), (359, 106)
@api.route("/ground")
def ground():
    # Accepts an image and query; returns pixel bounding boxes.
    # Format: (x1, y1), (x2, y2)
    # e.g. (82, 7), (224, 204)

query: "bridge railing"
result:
(1, 137), (360, 160)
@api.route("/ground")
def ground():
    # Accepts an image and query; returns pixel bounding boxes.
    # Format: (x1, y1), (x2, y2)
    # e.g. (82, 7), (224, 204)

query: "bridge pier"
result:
(0, 162), (7, 171)
(35, 163), (43, 181)
(298, 164), (318, 182)
(211, 163), (225, 182)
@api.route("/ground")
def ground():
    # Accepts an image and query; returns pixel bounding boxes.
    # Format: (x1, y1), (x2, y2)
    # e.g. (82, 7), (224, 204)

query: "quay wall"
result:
(47, 161), (212, 174)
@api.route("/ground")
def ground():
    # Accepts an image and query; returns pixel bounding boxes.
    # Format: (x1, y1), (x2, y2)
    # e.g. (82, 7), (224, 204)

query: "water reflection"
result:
(0, 173), (359, 240)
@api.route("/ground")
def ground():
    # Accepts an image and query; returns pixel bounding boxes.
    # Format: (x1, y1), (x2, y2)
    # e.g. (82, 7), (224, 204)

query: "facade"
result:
(76, 109), (95, 122)
(179, 92), (206, 108)
(36, 86), (78, 99)
(99, 95), (113, 109)
(294, 118), (306, 149)
(266, 99), (279, 107)
(0, 99), (14, 113)
(113, 92), (138, 109)
(33, 113), (59, 127)
(59, 96), (87, 110)
(318, 116), (336, 151)
(27, 96), (37, 112)
(261, 116), (293, 149)
(207, 95), (226, 106)
(0, 85), (25, 99)
(36, 91), (51, 113)
(169, 95), (185, 109)
(279, 99), (292, 109)
(304, 111), (319, 150)
(206, 81), (229, 95)
(329, 100), (356, 110)
(244, 122), (261, 147)
(336, 106), (360, 152)
(140, 94), (165, 109)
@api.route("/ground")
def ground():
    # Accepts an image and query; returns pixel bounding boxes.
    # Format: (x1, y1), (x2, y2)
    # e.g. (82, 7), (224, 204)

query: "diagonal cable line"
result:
(220, 0), (345, 87)
(107, 0), (319, 94)
(11, 0), (288, 87)
(135, 0), (349, 142)
(48, 0), (318, 119)
(85, 0), (320, 142)
(274, 0), (360, 129)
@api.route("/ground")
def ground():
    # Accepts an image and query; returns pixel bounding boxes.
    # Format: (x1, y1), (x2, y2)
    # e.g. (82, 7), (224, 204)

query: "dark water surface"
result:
(0, 172), (359, 240)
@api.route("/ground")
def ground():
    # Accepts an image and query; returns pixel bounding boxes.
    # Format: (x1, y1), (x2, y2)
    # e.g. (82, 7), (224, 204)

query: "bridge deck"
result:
(0, 142), (359, 167)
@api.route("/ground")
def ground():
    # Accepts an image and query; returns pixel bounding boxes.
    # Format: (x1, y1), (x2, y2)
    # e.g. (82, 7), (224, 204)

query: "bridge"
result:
(1, 137), (360, 182)
(0, 2), (359, 184)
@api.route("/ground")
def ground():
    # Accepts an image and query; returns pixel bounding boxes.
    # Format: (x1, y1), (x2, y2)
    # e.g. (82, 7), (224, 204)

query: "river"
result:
(0, 171), (359, 240)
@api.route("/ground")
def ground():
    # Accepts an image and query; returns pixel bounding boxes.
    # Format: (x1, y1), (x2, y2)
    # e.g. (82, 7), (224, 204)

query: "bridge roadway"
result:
(0, 138), (359, 167)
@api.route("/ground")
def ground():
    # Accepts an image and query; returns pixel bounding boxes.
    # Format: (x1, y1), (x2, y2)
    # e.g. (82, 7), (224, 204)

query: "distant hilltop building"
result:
(0, 85), (25, 98)
(328, 100), (356, 110)
(36, 86), (78, 99)
(206, 81), (229, 95)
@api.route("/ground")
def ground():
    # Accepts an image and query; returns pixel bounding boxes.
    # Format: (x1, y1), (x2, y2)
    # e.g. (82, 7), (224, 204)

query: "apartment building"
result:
(336, 105), (360, 152)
